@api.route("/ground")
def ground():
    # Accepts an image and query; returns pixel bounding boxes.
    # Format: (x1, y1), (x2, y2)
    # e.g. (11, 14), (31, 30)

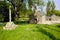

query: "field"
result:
(0, 22), (60, 40)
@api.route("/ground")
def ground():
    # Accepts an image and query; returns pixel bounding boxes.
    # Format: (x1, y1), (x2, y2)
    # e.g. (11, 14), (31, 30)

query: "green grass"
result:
(0, 23), (60, 40)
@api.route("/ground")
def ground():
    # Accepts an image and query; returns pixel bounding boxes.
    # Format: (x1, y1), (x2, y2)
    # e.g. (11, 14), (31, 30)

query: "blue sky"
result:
(26, 0), (60, 10)
(45, 0), (60, 10)
(54, 0), (60, 10)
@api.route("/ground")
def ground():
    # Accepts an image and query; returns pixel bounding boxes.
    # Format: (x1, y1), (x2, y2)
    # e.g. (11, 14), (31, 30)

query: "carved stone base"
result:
(3, 22), (17, 30)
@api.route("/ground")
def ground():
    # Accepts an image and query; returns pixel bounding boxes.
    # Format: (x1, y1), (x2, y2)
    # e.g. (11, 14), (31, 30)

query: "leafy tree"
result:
(6, 0), (24, 21)
(46, 0), (55, 16)
(46, 0), (52, 16)
(51, 0), (55, 14)
(0, 1), (9, 22)
(37, 0), (45, 13)
(28, 0), (33, 10)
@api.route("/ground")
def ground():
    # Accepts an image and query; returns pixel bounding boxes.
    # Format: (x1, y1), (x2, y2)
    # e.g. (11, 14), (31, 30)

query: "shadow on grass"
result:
(42, 25), (60, 32)
(14, 21), (29, 25)
(35, 26), (60, 40)
(0, 22), (6, 27)
(45, 26), (60, 32)
(55, 24), (60, 28)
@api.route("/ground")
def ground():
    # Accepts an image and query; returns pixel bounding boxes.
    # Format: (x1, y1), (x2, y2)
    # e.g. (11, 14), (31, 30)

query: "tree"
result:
(51, 0), (55, 14)
(0, 1), (9, 22)
(46, 0), (52, 16)
(37, 0), (45, 13)
(46, 0), (55, 16)
(28, 0), (33, 10)
(6, 0), (24, 21)
(28, 0), (45, 23)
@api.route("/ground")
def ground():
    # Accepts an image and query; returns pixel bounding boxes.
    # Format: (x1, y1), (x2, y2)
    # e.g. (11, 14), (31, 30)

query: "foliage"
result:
(0, 13), (4, 21)
(6, 0), (25, 20)
(0, 1), (9, 22)
(46, 0), (55, 16)
(46, 0), (52, 16)
(54, 10), (60, 16)
(28, 0), (33, 9)
(20, 10), (33, 18)
(28, 0), (45, 10)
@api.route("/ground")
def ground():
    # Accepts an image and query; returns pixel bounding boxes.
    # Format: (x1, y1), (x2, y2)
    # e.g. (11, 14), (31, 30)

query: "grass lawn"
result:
(0, 22), (60, 40)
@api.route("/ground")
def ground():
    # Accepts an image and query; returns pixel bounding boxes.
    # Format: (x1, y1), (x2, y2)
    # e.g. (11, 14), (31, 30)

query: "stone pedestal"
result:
(3, 6), (17, 30)
(3, 22), (17, 30)
(41, 15), (46, 24)
(37, 15), (46, 24)
(37, 16), (42, 24)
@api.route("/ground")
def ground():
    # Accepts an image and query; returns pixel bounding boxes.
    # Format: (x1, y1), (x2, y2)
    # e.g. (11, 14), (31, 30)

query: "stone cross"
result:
(3, 5), (17, 30)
